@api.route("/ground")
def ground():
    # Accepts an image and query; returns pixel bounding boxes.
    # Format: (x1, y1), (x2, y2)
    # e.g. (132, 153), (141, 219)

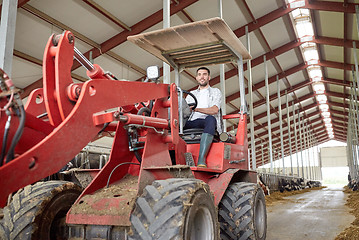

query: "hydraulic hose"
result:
(134, 150), (142, 163)
(98, 122), (110, 135)
(137, 107), (151, 116)
(149, 100), (154, 111)
(106, 162), (140, 188)
(0, 115), (11, 166)
(6, 105), (26, 163)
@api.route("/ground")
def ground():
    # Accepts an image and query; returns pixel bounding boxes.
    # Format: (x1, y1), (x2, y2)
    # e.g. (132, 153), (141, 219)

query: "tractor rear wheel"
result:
(218, 182), (267, 240)
(129, 178), (219, 240)
(0, 181), (81, 240)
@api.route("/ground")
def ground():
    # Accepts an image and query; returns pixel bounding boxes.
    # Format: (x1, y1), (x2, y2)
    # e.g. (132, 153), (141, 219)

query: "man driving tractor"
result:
(185, 67), (222, 167)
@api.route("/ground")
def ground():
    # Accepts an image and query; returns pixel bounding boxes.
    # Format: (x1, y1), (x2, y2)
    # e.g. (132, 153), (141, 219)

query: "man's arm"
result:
(193, 105), (219, 115)
(195, 88), (222, 115)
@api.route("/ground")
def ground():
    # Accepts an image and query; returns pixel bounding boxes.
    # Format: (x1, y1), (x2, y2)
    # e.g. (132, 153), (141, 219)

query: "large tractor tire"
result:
(129, 178), (219, 240)
(0, 181), (82, 240)
(218, 182), (267, 240)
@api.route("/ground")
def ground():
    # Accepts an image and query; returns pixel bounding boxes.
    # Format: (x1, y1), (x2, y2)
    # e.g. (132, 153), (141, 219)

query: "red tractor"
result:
(0, 18), (266, 240)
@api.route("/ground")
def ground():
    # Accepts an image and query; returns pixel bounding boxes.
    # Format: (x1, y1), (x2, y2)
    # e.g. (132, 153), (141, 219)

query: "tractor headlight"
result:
(146, 66), (160, 80)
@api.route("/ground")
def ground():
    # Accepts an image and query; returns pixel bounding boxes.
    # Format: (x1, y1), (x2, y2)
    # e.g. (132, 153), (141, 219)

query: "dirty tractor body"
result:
(0, 18), (266, 240)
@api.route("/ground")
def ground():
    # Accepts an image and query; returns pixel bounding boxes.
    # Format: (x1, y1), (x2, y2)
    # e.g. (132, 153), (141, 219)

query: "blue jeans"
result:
(184, 115), (217, 135)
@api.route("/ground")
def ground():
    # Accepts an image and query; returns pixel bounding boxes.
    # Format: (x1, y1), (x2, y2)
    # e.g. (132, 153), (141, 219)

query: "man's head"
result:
(196, 67), (211, 87)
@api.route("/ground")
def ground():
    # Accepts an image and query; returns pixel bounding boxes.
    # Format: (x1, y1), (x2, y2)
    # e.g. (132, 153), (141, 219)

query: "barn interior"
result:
(1, 0), (359, 239)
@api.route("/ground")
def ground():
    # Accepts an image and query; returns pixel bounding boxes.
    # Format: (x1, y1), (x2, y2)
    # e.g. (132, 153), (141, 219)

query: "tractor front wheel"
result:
(129, 178), (219, 240)
(0, 181), (82, 240)
(218, 182), (267, 240)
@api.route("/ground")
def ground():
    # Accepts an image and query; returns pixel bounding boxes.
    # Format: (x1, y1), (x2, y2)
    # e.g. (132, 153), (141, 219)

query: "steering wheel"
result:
(183, 90), (198, 110)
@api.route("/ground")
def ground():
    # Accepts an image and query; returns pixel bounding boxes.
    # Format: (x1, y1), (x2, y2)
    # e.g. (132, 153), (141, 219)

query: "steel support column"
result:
(286, 91), (293, 175)
(350, 84), (359, 176)
(163, 0), (171, 84)
(0, 0), (18, 77)
(316, 138), (323, 181)
(306, 123), (312, 180)
(175, 68), (183, 135)
(298, 111), (305, 178)
(238, 56), (247, 113)
(219, 0), (227, 133)
(277, 76), (285, 175)
(311, 132), (316, 180)
(353, 42), (359, 138)
(246, 26), (255, 170)
(319, 142), (323, 180)
(303, 120), (309, 179)
(264, 56), (273, 173)
(352, 69), (359, 167)
(261, 143), (265, 173)
(351, 70), (358, 178)
(350, 104), (357, 179)
(293, 103), (300, 177)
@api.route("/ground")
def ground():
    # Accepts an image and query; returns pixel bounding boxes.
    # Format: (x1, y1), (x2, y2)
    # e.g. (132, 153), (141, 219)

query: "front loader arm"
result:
(0, 31), (175, 207)
(0, 79), (171, 207)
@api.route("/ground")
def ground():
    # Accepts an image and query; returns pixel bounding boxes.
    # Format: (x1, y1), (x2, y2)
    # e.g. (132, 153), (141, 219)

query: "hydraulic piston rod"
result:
(74, 47), (95, 71)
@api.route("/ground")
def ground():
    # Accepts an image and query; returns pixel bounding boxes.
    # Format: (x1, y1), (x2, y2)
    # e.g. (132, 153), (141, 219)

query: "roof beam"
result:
(314, 36), (359, 49)
(253, 102), (317, 132)
(249, 111), (322, 151)
(256, 97), (316, 128)
(0, 0), (29, 18)
(332, 115), (348, 122)
(253, 110), (321, 140)
(331, 108), (349, 119)
(20, 4), (146, 76)
(21, 0), (199, 95)
(226, 63), (307, 105)
(327, 90), (350, 99)
(252, 79), (311, 108)
(192, 39), (302, 91)
(256, 122), (329, 164)
(201, 35), (356, 103)
(234, 3), (293, 37)
(329, 100), (349, 110)
(226, 92), (316, 132)
(319, 60), (353, 71)
(304, 0), (359, 13)
(82, 0), (131, 31)
(323, 77), (351, 87)
(98, 0), (199, 56)
(253, 63), (307, 90)
(21, 4), (358, 96)
(260, 129), (327, 159)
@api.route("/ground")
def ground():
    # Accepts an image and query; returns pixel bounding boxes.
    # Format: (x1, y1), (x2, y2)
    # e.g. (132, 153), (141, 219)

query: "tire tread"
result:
(219, 182), (266, 240)
(129, 178), (212, 240)
(0, 181), (80, 240)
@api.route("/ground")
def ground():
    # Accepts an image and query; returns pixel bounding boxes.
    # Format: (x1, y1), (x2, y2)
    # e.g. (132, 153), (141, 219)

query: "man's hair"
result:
(196, 67), (210, 75)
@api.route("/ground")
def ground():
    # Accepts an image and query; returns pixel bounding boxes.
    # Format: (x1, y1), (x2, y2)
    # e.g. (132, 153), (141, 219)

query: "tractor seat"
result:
(181, 128), (220, 144)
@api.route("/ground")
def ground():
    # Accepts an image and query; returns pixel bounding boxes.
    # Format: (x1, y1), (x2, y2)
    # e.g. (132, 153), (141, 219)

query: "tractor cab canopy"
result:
(127, 17), (251, 71)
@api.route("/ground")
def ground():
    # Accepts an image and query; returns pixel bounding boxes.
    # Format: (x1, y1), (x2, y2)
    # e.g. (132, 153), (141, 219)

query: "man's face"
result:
(196, 69), (210, 87)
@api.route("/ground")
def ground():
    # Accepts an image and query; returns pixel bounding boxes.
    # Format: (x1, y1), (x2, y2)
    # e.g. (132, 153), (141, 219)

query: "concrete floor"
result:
(266, 185), (354, 240)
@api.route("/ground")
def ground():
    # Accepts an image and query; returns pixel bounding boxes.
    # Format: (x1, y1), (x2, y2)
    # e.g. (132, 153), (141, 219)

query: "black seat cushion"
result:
(181, 128), (220, 144)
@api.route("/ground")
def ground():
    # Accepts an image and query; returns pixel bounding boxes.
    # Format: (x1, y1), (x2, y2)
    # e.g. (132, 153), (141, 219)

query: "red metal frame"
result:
(0, 32), (173, 207)
(0, 32), (254, 231)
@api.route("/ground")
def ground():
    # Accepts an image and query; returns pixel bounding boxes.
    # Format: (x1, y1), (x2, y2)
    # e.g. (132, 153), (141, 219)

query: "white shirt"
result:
(185, 86), (223, 133)
(190, 88), (210, 120)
